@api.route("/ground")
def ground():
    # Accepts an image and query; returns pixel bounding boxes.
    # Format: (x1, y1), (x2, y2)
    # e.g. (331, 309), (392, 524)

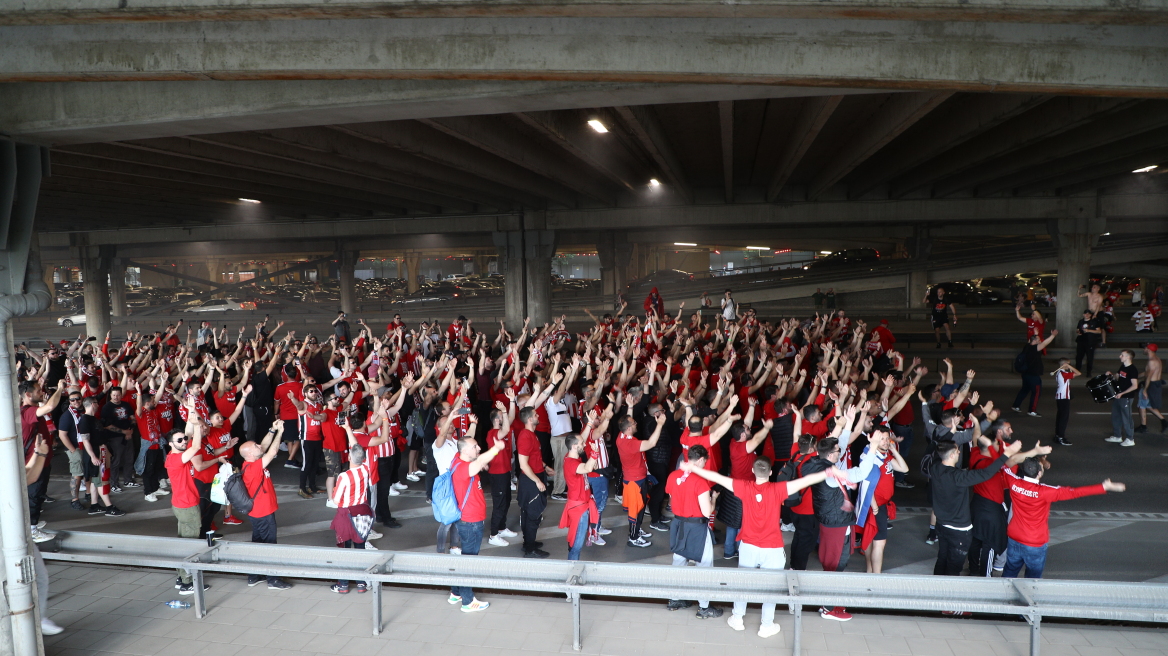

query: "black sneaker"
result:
(123, 481), (142, 488)
(104, 506), (126, 517)
(268, 578), (292, 590)
(247, 575), (262, 587)
(666, 600), (694, 611)
(1161, 418), (1168, 433)
(696, 606), (724, 619)
(523, 549), (550, 559)
(926, 528), (938, 545)
(533, 541), (544, 549)
(355, 582), (368, 594)
(549, 493), (567, 502)
(175, 577), (183, 589)
(43, 496), (57, 503)
(178, 583), (210, 595)
(330, 584), (349, 594)
(1056, 437), (1073, 446)
(649, 521), (669, 532)
(70, 499), (86, 511)
(383, 518), (402, 529)
(1135, 424), (1148, 434)
(88, 505), (106, 515)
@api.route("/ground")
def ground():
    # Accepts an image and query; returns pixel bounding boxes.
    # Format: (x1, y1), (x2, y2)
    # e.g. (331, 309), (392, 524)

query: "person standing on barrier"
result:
(448, 432), (507, 612)
(164, 428), (210, 596)
(330, 444), (373, 594)
(1103, 350), (1140, 447)
(664, 444), (721, 619)
(1003, 458), (1125, 579)
(240, 422), (293, 591)
(679, 454), (834, 638)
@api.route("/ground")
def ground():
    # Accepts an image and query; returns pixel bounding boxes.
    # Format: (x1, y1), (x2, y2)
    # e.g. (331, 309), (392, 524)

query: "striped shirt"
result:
(1135, 310), (1155, 331)
(585, 428), (609, 479)
(1055, 370), (1074, 400)
(334, 463), (371, 508)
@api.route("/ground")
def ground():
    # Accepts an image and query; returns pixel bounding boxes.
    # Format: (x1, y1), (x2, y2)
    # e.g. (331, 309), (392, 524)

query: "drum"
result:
(1086, 374), (1119, 403)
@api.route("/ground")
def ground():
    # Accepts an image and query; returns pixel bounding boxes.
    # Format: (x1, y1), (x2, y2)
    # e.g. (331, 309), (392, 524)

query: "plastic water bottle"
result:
(165, 600), (191, 610)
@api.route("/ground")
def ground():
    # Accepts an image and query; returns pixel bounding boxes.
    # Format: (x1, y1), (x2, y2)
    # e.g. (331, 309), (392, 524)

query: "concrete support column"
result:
(79, 244), (112, 340)
(474, 253), (491, 277)
(525, 229), (556, 328)
(404, 253), (421, 293)
(339, 250), (359, 314)
(494, 231), (527, 332)
(907, 268), (929, 309)
(1054, 224), (1102, 348)
(109, 257), (128, 317)
(597, 231), (633, 298)
(206, 258), (223, 297)
(42, 263), (55, 309)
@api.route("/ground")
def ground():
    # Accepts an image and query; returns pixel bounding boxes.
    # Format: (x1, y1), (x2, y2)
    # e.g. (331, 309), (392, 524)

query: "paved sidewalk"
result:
(41, 562), (1168, 656)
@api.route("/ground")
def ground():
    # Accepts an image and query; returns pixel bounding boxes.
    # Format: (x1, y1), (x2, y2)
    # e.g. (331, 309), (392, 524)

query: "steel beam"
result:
(766, 96), (842, 202)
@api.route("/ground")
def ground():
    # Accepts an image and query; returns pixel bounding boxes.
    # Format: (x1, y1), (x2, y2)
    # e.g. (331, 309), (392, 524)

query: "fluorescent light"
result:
(649, 178), (661, 187)
(820, 250), (832, 255)
(1102, 232), (1111, 236)
(588, 120), (609, 134)
(1133, 165), (1158, 173)
(746, 246), (769, 251)
(238, 198), (261, 204)
(674, 242), (697, 247)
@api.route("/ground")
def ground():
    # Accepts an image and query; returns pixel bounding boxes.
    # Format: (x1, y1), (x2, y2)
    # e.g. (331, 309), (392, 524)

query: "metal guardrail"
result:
(42, 531), (1168, 655)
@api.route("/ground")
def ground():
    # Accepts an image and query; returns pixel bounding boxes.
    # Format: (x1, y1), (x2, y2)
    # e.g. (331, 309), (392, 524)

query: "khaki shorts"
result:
(67, 449), (84, 477)
(324, 449), (344, 477)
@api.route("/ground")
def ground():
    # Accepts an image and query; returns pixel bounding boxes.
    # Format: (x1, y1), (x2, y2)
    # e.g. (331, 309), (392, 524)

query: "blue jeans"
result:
(1002, 538), (1047, 579)
(724, 526), (740, 557)
(134, 439), (148, 476)
(587, 476), (608, 515)
(568, 512), (590, 561)
(451, 520), (484, 606)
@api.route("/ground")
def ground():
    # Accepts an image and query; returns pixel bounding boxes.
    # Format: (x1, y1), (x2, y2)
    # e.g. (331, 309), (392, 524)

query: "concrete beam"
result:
(719, 100), (734, 203)
(3, 18), (1167, 96)
(7, 0), (1168, 26)
(613, 105), (693, 204)
(846, 93), (1048, 199)
(982, 129), (1168, 196)
(889, 97), (1137, 198)
(514, 110), (645, 192)
(808, 91), (952, 200)
(766, 96), (842, 202)
(1092, 263), (1168, 279)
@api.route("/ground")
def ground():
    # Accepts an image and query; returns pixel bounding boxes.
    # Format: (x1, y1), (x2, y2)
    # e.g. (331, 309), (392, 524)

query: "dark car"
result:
(804, 248), (880, 271)
(395, 282), (459, 304)
(626, 269), (694, 290)
(930, 281), (998, 306)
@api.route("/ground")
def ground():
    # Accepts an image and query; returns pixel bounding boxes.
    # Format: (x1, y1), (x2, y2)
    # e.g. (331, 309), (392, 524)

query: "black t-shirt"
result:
(58, 408), (81, 443)
(1077, 318), (1101, 342)
(77, 414), (103, 449)
(1116, 364), (1139, 397)
(1021, 344), (1044, 376)
(101, 401), (134, 432)
(931, 300), (951, 319)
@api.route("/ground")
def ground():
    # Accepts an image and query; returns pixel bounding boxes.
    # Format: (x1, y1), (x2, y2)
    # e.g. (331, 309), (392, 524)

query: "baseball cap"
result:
(1147, 344), (1159, 352)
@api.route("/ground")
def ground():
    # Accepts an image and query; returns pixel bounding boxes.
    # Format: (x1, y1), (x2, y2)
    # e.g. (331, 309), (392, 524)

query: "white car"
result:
(182, 298), (256, 313)
(57, 313), (86, 327)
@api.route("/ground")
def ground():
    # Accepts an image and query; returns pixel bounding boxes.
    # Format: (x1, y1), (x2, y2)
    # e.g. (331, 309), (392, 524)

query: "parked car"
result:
(626, 269), (694, 290)
(394, 282), (459, 304)
(57, 312), (86, 327)
(803, 248), (880, 271)
(929, 281), (1000, 306)
(182, 298), (256, 313)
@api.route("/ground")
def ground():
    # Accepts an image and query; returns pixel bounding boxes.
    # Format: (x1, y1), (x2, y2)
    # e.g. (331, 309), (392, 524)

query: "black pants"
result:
(383, 450), (402, 487)
(488, 472), (512, 536)
(28, 460), (51, 525)
(1075, 341), (1097, 375)
(375, 457), (396, 523)
(626, 478), (648, 538)
(1055, 398), (1072, 438)
(517, 473), (547, 553)
(934, 526), (972, 576)
(194, 479), (220, 536)
(299, 440), (322, 492)
(143, 449), (164, 495)
(107, 434), (134, 487)
(536, 430), (553, 470)
(647, 460), (670, 523)
(424, 439), (437, 502)
(789, 512), (819, 571)
(251, 513), (278, 583)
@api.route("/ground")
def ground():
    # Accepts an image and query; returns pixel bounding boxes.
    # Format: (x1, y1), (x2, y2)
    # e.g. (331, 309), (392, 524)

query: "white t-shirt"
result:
(546, 398), (572, 436)
(434, 438), (458, 474)
(721, 297), (737, 321)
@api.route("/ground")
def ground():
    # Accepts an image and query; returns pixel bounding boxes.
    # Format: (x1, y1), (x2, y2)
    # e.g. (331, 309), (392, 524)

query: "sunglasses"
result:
(69, 397), (81, 402)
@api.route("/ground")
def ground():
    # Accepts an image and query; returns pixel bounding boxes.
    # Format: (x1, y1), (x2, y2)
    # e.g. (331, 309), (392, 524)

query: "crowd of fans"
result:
(18, 291), (1138, 635)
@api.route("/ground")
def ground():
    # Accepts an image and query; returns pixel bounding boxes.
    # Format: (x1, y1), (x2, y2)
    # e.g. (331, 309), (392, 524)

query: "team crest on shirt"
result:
(755, 494), (763, 502)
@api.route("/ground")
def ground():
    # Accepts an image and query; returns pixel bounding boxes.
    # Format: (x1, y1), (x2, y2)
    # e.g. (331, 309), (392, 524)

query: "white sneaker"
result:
(144, 493), (158, 503)
(367, 530), (383, 540)
(597, 527), (612, 536)
(392, 482), (408, 491)
(758, 624), (781, 638)
(780, 523), (795, 532)
(727, 614), (745, 631)
(449, 547), (462, 555)
(488, 535), (509, 547)
(614, 495), (623, 504)
(326, 499), (338, 509)
(1121, 438), (1135, 447)
(154, 488), (170, 496)
(159, 479), (170, 489)
(388, 487), (400, 496)
(1105, 436), (1123, 443)
(405, 473), (421, 482)
(40, 619), (64, 636)
(498, 528), (518, 538)
(364, 542), (378, 550)
(30, 527), (54, 543)
(35, 521), (46, 529)
(79, 482), (87, 493)
(592, 536), (606, 546)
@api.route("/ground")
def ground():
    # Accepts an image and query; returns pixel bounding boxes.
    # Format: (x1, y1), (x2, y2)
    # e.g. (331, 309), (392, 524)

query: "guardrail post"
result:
(572, 592), (581, 651)
(792, 602), (802, 655)
(193, 570), (207, 618)
(1028, 614), (1041, 656)
(371, 581), (382, 636)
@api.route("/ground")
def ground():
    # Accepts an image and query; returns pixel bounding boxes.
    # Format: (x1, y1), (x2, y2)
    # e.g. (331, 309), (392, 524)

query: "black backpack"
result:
(776, 453), (811, 507)
(1012, 348), (1029, 374)
(223, 467), (263, 516)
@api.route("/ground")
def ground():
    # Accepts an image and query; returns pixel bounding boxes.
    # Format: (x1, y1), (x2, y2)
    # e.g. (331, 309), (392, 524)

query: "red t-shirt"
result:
(20, 405), (48, 461)
(616, 432), (647, 482)
(728, 439), (756, 480)
(680, 428), (721, 475)
(517, 429), (542, 471)
(564, 455), (589, 503)
(208, 423), (234, 460)
(137, 409), (163, 450)
(165, 451), (199, 509)
(970, 444), (1009, 504)
(212, 388), (237, 421)
(322, 408), (346, 452)
(301, 401), (324, 441)
(486, 428), (512, 475)
(275, 382), (303, 420)
(450, 459), (486, 523)
(789, 453), (817, 516)
(665, 467), (712, 518)
(735, 479), (789, 549)
(242, 459), (278, 517)
(193, 438), (220, 484)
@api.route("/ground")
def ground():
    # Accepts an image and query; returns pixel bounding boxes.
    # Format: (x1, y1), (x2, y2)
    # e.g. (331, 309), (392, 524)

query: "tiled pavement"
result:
(40, 562), (1168, 656)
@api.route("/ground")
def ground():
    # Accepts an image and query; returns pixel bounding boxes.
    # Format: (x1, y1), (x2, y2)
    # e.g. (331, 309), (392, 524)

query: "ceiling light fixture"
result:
(1132, 165), (1158, 173)
(238, 198), (261, 204)
(674, 242), (697, 247)
(587, 120), (609, 134)
(746, 246), (769, 250)
(820, 250), (833, 255)
(649, 178), (661, 187)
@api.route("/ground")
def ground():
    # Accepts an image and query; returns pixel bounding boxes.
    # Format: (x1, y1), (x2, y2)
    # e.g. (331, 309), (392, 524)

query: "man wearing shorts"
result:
(55, 391), (86, 511)
(926, 286), (956, 348)
(1137, 343), (1165, 434)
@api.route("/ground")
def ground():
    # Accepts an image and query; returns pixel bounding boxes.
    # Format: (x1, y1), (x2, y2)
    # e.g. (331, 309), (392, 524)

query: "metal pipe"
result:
(0, 234), (53, 656)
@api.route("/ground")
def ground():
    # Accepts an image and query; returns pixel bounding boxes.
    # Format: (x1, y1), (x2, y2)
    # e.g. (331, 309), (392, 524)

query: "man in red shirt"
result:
(165, 427), (210, 595)
(560, 433), (601, 560)
(449, 433), (507, 612)
(321, 393), (348, 507)
(516, 407), (552, 558)
(208, 386), (251, 524)
(20, 381), (61, 540)
(615, 413), (665, 548)
(664, 444), (718, 618)
(274, 364), (305, 469)
(239, 422), (293, 590)
(486, 399), (518, 547)
(1003, 459), (1125, 578)
(297, 385), (327, 498)
(681, 454), (833, 637)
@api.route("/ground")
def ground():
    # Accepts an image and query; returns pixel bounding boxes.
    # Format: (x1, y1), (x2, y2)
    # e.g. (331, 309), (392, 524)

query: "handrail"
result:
(42, 531), (1168, 654)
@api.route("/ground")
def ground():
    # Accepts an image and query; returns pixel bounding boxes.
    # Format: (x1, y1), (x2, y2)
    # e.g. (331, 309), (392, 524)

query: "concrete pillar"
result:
(1053, 212), (1103, 348)
(339, 251), (359, 314)
(494, 231), (527, 332)
(109, 257), (128, 317)
(474, 253), (491, 277)
(206, 258), (223, 297)
(42, 263), (55, 309)
(404, 253), (421, 293)
(598, 231), (633, 297)
(907, 268), (929, 309)
(79, 245), (112, 339)
(525, 229), (556, 328)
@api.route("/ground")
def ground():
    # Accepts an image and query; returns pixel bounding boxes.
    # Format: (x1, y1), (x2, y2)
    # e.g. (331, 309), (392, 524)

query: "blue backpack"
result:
(432, 460), (473, 525)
